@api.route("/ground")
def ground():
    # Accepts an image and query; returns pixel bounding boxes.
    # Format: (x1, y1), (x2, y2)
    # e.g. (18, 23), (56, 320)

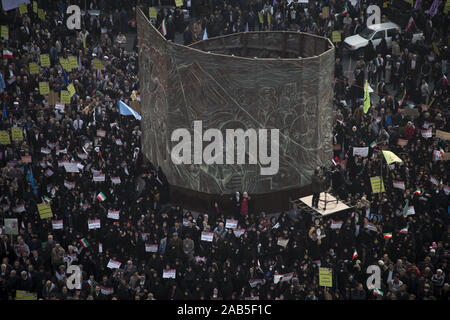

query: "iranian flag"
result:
(370, 141), (378, 149)
(373, 288), (384, 296)
(406, 16), (415, 33)
(414, 189), (422, 196)
(383, 233), (393, 239)
(402, 199), (409, 218)
(352, 249), (358, 260)
(80, 238), (90, 248)
(3, 50), (13, 59)
(42, 195), (51, 203)
(97, 192), (107, 202)
(399, 226), (408, 234)
(398, 89), (407, 107)
(340, 5), (348, 16)
(161, 19), (167, 36)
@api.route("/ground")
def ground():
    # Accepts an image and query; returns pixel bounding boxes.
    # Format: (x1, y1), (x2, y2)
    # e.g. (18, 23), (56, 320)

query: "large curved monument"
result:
(137, 7), (335, 212)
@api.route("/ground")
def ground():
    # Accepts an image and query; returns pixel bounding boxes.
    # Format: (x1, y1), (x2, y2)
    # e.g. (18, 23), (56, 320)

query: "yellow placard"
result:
(149, 7), (157, 19)
(319, 267), (333, 287)
(382, 150), (403, 164)
(33, 1), (38, 13)
(40, 54), (50, 67)
(1, 26), (8, 39)
(60, 58), (71, 72)
(68, 56), (78, 70)
(432, 42), (440, 55)
(39, 82), (50, 95)
(67, 84), (76, 97)
(370, 176), (386, 193)
(37, 204), (53, 219)
(332, 31), (341, 43)
(445, 0), (450, 14)
(38, 8), (45, 20)
(29, 62), (39, 75)
(0, 131), (11, 145)
(175, 0), (183, 7)
(19, 3), (28, 14)
(60, 90), (71, 104)
(11, 127), (23, 141)
(93, 58), (105, 70)
(16, 290), (37, 300)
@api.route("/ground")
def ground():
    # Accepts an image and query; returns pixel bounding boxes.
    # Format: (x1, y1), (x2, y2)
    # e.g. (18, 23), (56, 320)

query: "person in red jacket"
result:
(405, 121), (415, 140)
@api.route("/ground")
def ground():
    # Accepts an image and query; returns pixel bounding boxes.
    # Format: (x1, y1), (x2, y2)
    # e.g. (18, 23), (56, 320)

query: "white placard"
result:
(233, 229), (245, 237)
(353, 147), (369, 157)
(393, 180), (405, 190)
(225, 219), (238, 229)
(421, 129), (432, 138)
(330, 220), (343, 229)
(107, 210), (119, 220)
(163, 269), (176, 279)
(277, 238), (289, 247)
(145, 244), (158, 252)
(88, 219), (101, 229)
(93, 174), (105, 182)
(201, 231), (214, 242)
(107, 259), (121, 269)
(12, 205), (25, 213)
(111, 177), (121, 184)
(52, 220), (63, 229)
(63, 163), (80, 173)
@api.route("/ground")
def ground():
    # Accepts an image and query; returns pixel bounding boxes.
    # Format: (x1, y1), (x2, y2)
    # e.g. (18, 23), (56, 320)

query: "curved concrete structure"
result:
(137, 7), (335, 211)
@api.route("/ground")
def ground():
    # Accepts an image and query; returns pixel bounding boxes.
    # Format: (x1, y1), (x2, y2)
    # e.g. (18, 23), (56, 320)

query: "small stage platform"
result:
(295, 192), (351, 217)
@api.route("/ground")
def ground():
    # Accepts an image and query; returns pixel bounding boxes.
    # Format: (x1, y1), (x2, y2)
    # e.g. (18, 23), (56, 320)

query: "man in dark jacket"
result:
(311, 168), (324, 209)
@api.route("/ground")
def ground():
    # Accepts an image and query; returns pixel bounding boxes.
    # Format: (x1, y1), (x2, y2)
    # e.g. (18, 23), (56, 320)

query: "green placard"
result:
(0, 131), (11, 145)
(11, 127), (23, 141)
(93, 58), (105, 70)
(68, 56), (78, 70)
(40, 54), (50, 67)
(149, 7), (157, 19)
(19, 3), (28, 14)
(319, 267), (333, 287)
(1, 26), (8, 39)
(39, 82), (50, 95)
(332, 31), (341, 43)
(29, 62), (39, 75)
(37, 204), (53, 219)
(60, 90), (71, 104)
(67, 83), (76, 97)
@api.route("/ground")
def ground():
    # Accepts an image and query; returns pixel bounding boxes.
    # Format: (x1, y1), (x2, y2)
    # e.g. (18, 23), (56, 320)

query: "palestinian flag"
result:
(383, 233), (392, 239)
(42, 195), (51, 203)
(3, 49), (13, 59)
(352, 249), (358, 260)
(399, 226), (408, 234)
(80, 238), (90, 248)
(97, 192), (107, 202)
(370, 141), (378, 149)
(161, 19), (167, 36)
(373, 288), (384, 296)
(402, 199), (409, 218)
(414, 189), (422, 196)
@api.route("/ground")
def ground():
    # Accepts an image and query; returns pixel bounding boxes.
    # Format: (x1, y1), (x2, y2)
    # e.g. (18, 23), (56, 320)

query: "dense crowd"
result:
(0, 0), (449, 300)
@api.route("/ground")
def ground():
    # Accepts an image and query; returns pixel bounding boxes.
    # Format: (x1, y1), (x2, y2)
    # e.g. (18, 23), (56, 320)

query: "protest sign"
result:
(29, 62), (39, 74)
(277, 237), (289, 247)
(436, 130), (450, 140)
(52, 220), (63, 230)
(1, 26), (8, 39)
(63, 162), (79, 173)
(149, 7), (157, 19)
(107, 210), (120, 220)
(370, 176), (385, 193)
(175, 0), (183, 7)
(93, 58), (105, 70)
(19, 3), (28, 14)
(11, 127), (23, 141)
(233, 229), (245, 237)
(12, 204), (25, 213)
(0, 131), (11, 145)
(21, 155), (32, 164)
(16, 291), (37, 300)
(331, 30), (341, 42)
(353, 147), (369, 157)
(64, 181), (75, 189)
(201, 231), (214, 242)
(107, 259), (121, 269)
(67, 83), (76, 97)
(4, 218), (18, 235)
(88, 219), (101, 229)
(330, 220), (343, 229)
(39, 82), (50, 95)
(96, 129), (106, 137)
(38, 9), (45, 20)
(93, 174), (106, 182)
(393, 180), (405, 190)
(319, 267), (333, 287)
(33, 1), (37, 13)
(60, 90), (71, 104)
(225, 219), (238, 229)
(68, 56), (78, 69)
(421, 129), (432, 138)
(145, 244), (158, 252)
(60, 58), (71, 72)
(163, 269), (176, 279)
(111, 176), (121, 184)
(40, 54), (50, 67)
(37, 204), (53, 219)
(397, 138), (408, 147)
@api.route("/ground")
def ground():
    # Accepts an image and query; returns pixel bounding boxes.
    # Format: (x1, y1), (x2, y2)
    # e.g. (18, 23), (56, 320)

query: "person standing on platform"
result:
(311, 168), (323, 209)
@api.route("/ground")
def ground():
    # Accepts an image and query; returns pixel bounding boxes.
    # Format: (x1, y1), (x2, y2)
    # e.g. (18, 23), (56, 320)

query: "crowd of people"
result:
(0, 0), (448, 300)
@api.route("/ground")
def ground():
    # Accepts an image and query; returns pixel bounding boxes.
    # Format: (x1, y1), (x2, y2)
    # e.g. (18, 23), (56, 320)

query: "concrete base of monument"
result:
(169, 184), (315, 215)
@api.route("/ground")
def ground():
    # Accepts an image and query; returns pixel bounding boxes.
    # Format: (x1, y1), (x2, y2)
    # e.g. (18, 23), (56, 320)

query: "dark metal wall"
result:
(137, 7), (335, 202)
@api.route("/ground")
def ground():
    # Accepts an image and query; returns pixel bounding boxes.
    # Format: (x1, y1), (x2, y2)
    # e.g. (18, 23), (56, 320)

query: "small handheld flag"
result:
(97, 192), (107, 202)
(352, 249), (358, 260)
(399, 227), (408, 234)
(370, 141), (378, 149)
(383, 233), (392, 239)
(373, 288), (384, 296)
(80, 238), (90, 248)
